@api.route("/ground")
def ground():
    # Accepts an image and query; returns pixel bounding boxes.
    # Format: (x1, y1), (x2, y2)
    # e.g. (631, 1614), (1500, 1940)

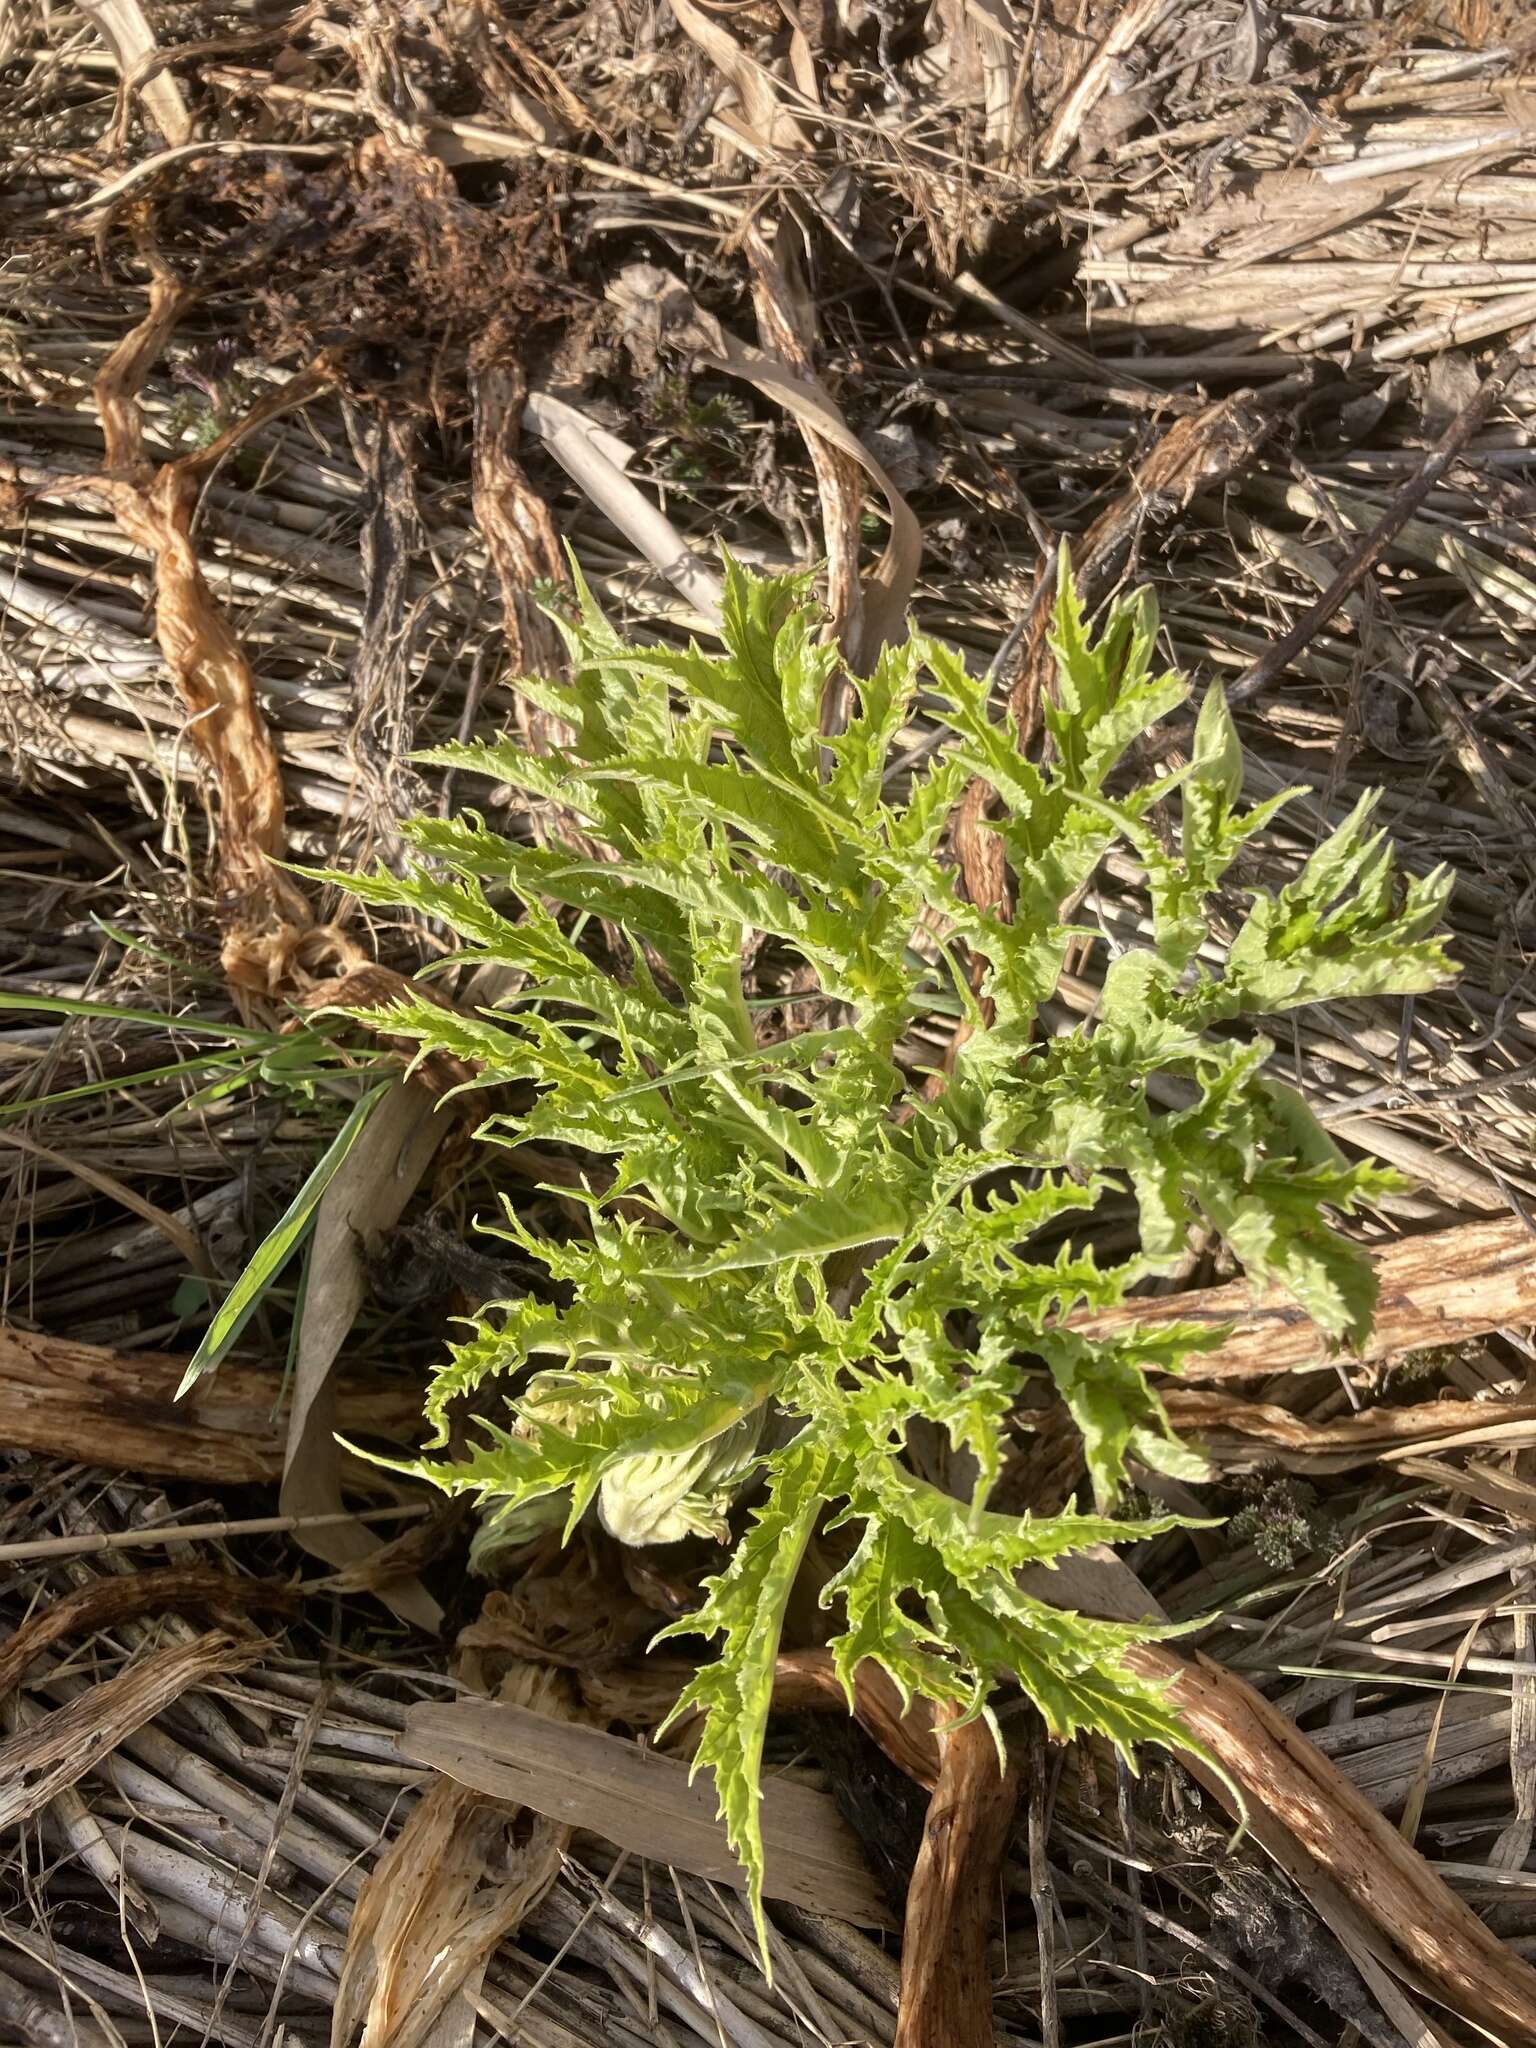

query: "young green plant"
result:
(319, 557), (1454, 1950)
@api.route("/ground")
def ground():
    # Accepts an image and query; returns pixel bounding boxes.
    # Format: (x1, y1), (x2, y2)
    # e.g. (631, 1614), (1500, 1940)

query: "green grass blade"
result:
(176, 1081), (391, 1398)
(0, 990), (273, 1044)
(0, 1051), (255, 1123)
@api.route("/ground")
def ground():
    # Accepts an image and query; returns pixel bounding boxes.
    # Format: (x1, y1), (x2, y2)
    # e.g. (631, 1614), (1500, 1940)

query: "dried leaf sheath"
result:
(88, 270), (340, 1005)
(313, 556), (1454, 1950)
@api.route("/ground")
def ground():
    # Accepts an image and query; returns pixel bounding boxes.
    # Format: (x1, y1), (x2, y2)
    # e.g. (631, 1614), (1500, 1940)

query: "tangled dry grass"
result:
(5, 1), (1536, 2044)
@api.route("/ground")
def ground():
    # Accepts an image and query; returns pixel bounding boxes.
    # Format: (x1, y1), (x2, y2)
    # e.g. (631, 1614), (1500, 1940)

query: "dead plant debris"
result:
(5, 0), (1536, 2044)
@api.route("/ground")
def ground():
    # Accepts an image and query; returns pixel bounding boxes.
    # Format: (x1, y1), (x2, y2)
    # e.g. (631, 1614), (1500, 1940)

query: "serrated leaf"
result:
(664, 1165), (919, 1274)
(1032, 1325), (1215, 1505)
(656, 1435), (850, 1961)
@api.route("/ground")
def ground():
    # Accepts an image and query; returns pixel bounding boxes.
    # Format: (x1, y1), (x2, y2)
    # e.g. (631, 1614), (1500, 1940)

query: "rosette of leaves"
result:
(319, 555), (1453, 1949)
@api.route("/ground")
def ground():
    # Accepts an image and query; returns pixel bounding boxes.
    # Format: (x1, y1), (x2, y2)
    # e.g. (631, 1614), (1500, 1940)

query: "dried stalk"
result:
(84, 267), (351, 1007)
(893, 1708), (1018, 2048)
(1138, 1644), (1536, 2048)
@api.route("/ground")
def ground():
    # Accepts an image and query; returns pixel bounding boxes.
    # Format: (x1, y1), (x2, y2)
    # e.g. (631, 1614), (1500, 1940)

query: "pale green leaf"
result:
(246, 552), (1456, 1970)
(656, 1436), (849, 1961)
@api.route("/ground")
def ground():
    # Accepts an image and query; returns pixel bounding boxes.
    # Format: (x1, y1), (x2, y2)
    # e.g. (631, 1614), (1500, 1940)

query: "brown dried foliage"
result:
(0, 1567), (296, 1703)
(1146, 1644), (1536, 2048)
(336, 1664), (575, 2048)
(84, 269), (335, 1004)
(186, 139), (575, 415)
(0, 1322), (421, 1483)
